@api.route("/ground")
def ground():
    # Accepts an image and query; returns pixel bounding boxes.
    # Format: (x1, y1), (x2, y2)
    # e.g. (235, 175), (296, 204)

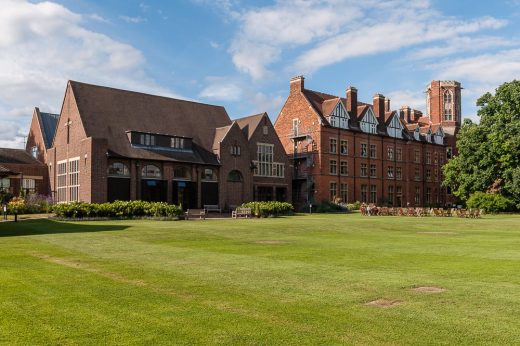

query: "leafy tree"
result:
(443, 80), (520, 206)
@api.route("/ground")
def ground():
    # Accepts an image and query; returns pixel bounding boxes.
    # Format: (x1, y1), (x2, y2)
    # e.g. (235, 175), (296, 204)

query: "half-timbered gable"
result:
(360, 108), (378, 134)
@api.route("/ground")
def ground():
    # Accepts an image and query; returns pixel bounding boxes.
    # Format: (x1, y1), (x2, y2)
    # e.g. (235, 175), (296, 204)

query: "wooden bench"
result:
(204, 204), (221, 213)
(185, 209), (206, 220)
(232, 207), (252, 219)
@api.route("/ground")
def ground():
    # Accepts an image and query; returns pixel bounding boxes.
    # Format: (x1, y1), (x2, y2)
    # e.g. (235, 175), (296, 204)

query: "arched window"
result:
(108, 162), (130, 177)
(227, 170), (243, 182)
(173, 166), (191, 180)
(443, 90), (453, 121)
(201, 168), (217, 181)
(141, 164), (161, 179)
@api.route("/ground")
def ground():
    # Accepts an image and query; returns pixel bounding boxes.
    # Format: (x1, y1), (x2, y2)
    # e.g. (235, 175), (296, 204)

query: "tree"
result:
(443, 80), (520, 206)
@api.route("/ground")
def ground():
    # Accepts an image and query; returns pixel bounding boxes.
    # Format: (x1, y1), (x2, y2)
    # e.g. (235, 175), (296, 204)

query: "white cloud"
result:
(0, 0), (181, 148)
(199, 77), (243, 101)
(87, 13), (109, 23)
(225, 0), (508, 79)
(386, 90), (426, 113)
(120, 15), (147, 24)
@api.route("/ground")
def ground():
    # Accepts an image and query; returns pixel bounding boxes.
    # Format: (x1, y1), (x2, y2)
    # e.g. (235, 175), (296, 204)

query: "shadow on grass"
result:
(0, 219), (130, 237)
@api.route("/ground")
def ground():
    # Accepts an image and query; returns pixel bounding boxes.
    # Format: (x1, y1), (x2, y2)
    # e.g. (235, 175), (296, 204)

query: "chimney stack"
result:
(384, 98), (390, 112)
(400, 106), (412, 123)
(346, 86), (358, 115)
(373, 94), (385, 126)
(290, 75), (305, 94)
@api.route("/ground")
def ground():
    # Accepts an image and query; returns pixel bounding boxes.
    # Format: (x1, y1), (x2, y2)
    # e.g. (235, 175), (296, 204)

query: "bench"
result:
(185, 209), (206, 220)
(232, 207), (252, 219)
(204, 204), (221, 213)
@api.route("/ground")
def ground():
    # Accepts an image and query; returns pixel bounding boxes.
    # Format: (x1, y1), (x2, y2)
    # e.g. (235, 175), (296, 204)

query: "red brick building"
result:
(274, 76), (461, 210)
(0, 148), (49, 197)
(26, 81), (290, 209)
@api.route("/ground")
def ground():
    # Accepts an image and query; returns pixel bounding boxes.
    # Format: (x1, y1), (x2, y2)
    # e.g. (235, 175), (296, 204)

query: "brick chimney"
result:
(290, 75), (305, 94)
(346, 86), (357, 114)
(400, 106), (412, 123)
(373, 94), (385, 126)
(384, 98), (390, 112)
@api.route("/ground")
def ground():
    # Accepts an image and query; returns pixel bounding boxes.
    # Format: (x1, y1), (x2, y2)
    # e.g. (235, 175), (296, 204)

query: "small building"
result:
(0, 148), (49, 197)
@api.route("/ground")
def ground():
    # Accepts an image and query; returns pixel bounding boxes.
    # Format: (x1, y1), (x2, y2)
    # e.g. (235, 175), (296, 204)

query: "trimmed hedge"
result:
(53, 200), (183, 219)
(466, 192), (515, 213)
(240, 201), (293, 217)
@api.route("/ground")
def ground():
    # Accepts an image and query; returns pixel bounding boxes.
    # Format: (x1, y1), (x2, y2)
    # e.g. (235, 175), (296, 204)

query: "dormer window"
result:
(171, 137), (184, 149)
(360, 109), (377, 134)
(328, 102), (349, 129)
(140, 134), (155, 146)
(388, 115), (403, 139)
(414, 128), (420, 141)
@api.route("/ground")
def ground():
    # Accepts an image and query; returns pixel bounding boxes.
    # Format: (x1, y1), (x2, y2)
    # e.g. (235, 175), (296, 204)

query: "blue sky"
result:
(1, 0), (520, 147)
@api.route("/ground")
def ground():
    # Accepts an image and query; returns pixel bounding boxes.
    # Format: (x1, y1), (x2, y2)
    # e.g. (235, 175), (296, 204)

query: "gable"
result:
(360, 108), (378, 134)
(388, 114), (404, 138)
(328, 101), (349, 128)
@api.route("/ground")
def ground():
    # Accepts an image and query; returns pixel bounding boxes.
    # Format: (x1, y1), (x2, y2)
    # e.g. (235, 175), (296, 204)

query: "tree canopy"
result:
(443, 80), (520, 206)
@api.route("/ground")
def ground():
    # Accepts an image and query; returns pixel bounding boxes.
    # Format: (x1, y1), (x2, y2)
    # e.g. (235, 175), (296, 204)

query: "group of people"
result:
(359, 202), (481, 218)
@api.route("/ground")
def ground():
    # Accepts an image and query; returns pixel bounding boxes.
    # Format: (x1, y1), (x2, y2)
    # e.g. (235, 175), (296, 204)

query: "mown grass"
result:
(1, 214), (519, 345)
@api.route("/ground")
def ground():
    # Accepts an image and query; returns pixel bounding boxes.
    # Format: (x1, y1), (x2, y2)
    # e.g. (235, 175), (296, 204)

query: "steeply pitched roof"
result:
(213, 124), (232, 150)
(37, 109), (60, 149)
(68, 81), (232, 163)
(0, 148), (43, 165)
(235, 113), (266, 140)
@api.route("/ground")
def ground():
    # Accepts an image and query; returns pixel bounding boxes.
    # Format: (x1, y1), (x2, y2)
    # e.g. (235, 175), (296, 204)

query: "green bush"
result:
(466, 192), (515, 213)
(346, 201), (361, 211)
(240, 201), (293, 217)
(315, 200), (347, 213)
(53, 200), (183, 219)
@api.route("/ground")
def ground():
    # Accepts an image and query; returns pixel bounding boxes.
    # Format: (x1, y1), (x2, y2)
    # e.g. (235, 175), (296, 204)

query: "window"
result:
(340, 183), (348, 203)
(330, 138), (337, 153)
(426, 168), (431, 181)
(329, 182), (337, 201)
(330, 160), (337, 175)
(415, 167), (421, 181)
(396, 148), (402, 161)
(108, 162), (130, 177)
(426, 151), (431, 164)
(396, 167), (402, 180)
(340, 161), (348, 176)
(415, 187), (421, 205)
(369, 144), (376, 159)
(361, 185), (368, 203)
(387, 147), (394, 160)
(69, 158), (80, 202)
(31, 146), (38, 159)
(415, 150), (420, 163)
(227, 170), (243, 182)
(361, 163), (368, 177)
(388, 185), (394, 205)
(426, 187), (432, 205)
(370, 164), (376, 178)
(57, 161), (67, 202)
(0, 178), (10, 192)
(142, 165), (162, 179)
(446, 147), (453, 159)
(360, 143), (367, 157)
(292, 119), (299, 136)
(370, 185), (377, 203)
(361, 110), (378, 134)
(22, 179), (35, 193)
(387, 166), (394, 179)
(202, 168), (217, 181)
(173, 166), (190, 180)
(434, 152), (438, 164)
(140, 134), (155, 146)
(255, 143), (284, 178)
(170, 137), (185, 149)
(230, 144), (241, 156)
(434, 168), (439, 181)
(444, 90), (453, 121)
(263, 126), (268, 135)
(396, 186), (402, 206)
(340, 140), (348, 155)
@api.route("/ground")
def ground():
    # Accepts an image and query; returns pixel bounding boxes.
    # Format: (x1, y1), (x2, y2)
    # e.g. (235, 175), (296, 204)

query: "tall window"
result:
(340, 183), (348, 203)
(340, 140), (348, 155)
(0, 178), (10, 193)
(361, 185), (368, 203)
(57, 161), (67, 202)
(426, 187), (432, 205)
(329, 160), (337, 175)
(292, 119), (299, 136)
(396, 186), (402, 206)
(426, 151), (431, 164)
(396, 167), (402, 180)
(415, 150), (420, 163)
(330, 138), (337, 153)
(69, 158), (80, 202)
(329, 182), (337, 201)
(360, 163), (368, 177)
(360, 143), (367, 157)
(370, 164), (376, 178)
(387, 166), (394, 179)
(370, 185), (377, 203)
(415, 186), (421, 205)
(426, 168), (431, 181)
(256, 143), (284, 178)
(31, 146), (39, 159)
(415, 167), (421, 181)
(140, 134), (155, 146)
(340, 161), (348, 176)
(142, 165), (162, 179)
(170, 137), (184, 149)
(444, 90), (453, 121)
(387, 147), (394, 160)
(388, 185), (394, 205)
(396, 147), (402, 161)
(369, 144), (377, 159)
(22, 179), (36, 194)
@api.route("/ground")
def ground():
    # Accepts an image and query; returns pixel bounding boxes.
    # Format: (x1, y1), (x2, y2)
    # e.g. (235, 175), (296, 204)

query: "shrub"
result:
(346, 201), (361, 211)
(315, 200), (347, 213)
(466, 192), (515, 213)
(25, 194), (54, 214)
(52, 200), (183, 219)
(7, 197), (26, 214)
(240, 201), (293, 217)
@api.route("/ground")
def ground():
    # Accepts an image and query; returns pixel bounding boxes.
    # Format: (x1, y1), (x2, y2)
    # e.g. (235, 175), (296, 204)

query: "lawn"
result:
(1, 214), (519, 345)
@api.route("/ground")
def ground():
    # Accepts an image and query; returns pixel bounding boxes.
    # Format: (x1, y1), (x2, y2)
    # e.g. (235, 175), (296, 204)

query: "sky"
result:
(1, 0), (520, 148)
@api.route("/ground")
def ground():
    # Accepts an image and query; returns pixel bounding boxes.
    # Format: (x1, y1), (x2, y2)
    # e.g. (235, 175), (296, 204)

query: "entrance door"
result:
(172, 181), (197, 209)
(141, 179), (167, 202)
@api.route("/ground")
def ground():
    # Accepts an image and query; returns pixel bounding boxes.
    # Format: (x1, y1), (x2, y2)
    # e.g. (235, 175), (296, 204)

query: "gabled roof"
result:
(357, 104), (370, 121)
(36, 108), (60, 149)
(321, 98), (341, 117)
(431, 123), (443, 134)
(68, 81), (231, 163)
(213, 124), (232, 150)
(0, 148), (43, 165)
(235, 113), (266, 140)
(417, 116), (431, 126)
(301, 89), (339, 123)
(405, 123), (420, 132)
(420, 125), (432, 134)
